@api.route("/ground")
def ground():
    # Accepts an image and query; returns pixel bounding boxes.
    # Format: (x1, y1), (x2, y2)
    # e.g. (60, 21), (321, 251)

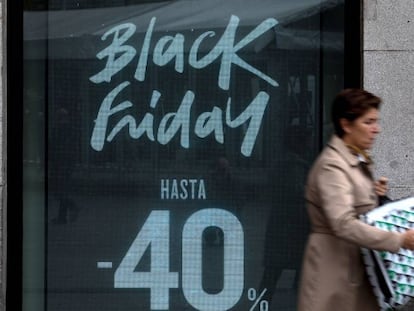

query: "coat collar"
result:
(327, 135), (360, 167)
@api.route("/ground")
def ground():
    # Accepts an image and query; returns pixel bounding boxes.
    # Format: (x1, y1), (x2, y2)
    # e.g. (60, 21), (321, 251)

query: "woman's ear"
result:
(340, 118), (352, 134)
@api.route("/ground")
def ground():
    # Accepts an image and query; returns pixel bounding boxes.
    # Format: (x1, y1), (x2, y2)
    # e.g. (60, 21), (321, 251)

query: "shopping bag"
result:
(361, 197), (414, 310)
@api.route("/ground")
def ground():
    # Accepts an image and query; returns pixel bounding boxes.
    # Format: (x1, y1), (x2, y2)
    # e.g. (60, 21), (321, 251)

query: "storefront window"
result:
(14, 0), (356, 310)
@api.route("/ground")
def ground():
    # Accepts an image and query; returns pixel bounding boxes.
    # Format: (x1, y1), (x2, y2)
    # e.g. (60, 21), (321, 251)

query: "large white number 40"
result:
(114, 209), (244, 311)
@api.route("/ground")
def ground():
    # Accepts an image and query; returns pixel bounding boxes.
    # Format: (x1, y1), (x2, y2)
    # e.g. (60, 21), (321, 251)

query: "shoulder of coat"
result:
(326, 135), (360, 167)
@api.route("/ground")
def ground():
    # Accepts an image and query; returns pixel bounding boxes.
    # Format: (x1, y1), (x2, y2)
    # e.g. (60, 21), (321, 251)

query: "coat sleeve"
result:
(316, 161), (403, 253)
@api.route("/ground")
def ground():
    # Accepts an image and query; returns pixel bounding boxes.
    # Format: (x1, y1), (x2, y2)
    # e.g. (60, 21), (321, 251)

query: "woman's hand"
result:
(374, 176), (388, 197)
(402, 230), (414, 250)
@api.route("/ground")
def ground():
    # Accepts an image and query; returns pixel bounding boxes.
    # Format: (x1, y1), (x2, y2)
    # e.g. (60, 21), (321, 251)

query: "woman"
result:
(297, 89), (414, 311)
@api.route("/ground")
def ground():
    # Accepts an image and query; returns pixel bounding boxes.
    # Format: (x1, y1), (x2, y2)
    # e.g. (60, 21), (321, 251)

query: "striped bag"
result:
(361, 197), (414, 310)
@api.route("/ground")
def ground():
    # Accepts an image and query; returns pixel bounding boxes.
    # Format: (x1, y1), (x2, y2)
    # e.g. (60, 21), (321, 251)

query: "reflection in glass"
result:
(23, 1), (345, 310)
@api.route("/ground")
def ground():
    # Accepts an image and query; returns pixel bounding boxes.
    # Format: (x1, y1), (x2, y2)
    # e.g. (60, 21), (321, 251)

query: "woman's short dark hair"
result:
(331, 88), (382, 137)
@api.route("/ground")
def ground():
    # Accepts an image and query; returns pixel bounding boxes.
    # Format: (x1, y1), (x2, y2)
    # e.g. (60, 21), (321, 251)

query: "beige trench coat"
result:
(297, 135), (403, 311)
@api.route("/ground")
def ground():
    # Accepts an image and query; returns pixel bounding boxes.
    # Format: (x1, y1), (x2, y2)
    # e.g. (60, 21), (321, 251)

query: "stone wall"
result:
(364, 0), (414, 199)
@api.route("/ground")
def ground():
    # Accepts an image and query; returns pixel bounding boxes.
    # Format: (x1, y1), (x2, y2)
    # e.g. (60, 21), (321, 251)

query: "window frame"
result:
(4, 1), (362, 310)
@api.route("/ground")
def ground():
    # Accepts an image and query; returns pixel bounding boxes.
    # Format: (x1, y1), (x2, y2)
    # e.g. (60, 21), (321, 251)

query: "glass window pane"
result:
(21, 1), (348, 310)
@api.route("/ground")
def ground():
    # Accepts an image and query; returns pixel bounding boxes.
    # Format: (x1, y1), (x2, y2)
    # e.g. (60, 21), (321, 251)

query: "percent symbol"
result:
(247, 288), (269, 311)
